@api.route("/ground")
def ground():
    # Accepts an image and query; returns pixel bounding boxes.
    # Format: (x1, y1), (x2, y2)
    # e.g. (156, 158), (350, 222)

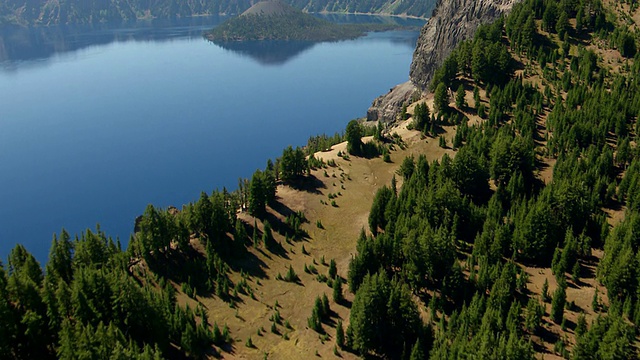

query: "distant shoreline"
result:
(315, 10), (428, 20)
(0, 11), (427, 27)
(205, 2), (417, 43)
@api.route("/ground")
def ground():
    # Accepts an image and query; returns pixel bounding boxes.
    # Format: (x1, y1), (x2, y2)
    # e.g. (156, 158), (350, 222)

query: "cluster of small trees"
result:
(346, 271), (430, 358)
(240, 145), (308, 218)
(1, 229), (220, 359)
(431, 18), (514, 95)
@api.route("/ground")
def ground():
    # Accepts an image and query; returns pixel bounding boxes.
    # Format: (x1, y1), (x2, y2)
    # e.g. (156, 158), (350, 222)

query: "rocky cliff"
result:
(367, 0), (519, 122)
(366, 81), (418, 122)
(409, 0), (518, 90)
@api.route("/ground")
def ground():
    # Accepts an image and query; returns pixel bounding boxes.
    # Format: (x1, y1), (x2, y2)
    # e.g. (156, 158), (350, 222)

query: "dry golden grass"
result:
(523, 248), (608, 358)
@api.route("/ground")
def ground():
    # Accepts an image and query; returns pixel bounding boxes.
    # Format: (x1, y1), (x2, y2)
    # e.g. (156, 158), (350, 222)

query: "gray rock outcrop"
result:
(366, 81), (418, 122)
(409, 0), (519, 91)
(367, 0), (520, 123)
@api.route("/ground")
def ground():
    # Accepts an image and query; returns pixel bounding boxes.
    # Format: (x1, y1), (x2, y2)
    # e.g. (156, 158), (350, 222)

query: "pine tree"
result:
(235, 218), (248, 246)
(249, 171), (267, 218)
(307, 304), (322, 332)
(346, 120), (363, 155)
(524, 297), (544, 334)
(439, 135), (447, 148)
(252, 220), (259, 247)
(328, 259), (337, 279)
(336, 320), (345, 348)
(410, 338), (425, 360)
(391, 175), (397, 196)
(284, 265), (298, 283)
(556, 11), (569, 38)
(575, 313), (587, 338)
(576, 6), (584, 33)
(542, 278), (550, 302)
(572, 261), (581, 283)
(321, 293), (330, 318)
(473, 85), (480, 107)
(551, 281), (567, 324)
(333, 277), (344, 304)
(262, 221), (274, 250)
(455, 84), (466, 109)
(434, 83), (449, 113)
(47, 229), (74, 283)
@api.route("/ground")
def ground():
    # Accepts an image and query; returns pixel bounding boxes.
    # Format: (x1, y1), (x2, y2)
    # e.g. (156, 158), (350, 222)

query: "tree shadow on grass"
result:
(269, 198), (295, 218)
(288, 174), (326, 194)
(337, 298), (352, 309)
(227, 250), (269, 279)
(265, 239), (291, 260)
(263, 208), (309, 242)
(533, 323), (559, 354)
(218, 342), (236, 356)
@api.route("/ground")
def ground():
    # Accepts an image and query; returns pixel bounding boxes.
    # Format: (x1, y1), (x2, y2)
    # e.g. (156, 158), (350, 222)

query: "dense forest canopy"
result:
(0, 0), (435, 25)
(345, 0), (640, 357)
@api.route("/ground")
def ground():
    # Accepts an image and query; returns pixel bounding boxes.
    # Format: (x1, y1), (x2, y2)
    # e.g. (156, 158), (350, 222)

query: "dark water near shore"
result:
(0, 15), (424, 263)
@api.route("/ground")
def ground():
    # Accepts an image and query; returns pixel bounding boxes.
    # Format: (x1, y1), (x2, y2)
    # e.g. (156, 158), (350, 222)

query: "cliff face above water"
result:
(409, 0), (519, 91)
(368, 0), (519, 122)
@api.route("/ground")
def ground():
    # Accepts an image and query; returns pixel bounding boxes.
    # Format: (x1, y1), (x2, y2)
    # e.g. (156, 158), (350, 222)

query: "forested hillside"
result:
(347, 0), (640, 357)
(0, 0), (434, 25)
(3, 0), (640, 358)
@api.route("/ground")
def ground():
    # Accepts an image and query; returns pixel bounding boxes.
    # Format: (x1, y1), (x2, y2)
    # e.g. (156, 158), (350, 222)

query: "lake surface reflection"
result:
(0, 15), (424, 262)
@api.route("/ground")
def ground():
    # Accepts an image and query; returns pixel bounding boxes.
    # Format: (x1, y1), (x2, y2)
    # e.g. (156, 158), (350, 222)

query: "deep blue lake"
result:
(0, 15), (424, 263)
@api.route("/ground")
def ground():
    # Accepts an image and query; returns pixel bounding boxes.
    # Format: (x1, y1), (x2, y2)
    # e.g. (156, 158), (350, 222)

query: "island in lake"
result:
(205, 0), (409, 42)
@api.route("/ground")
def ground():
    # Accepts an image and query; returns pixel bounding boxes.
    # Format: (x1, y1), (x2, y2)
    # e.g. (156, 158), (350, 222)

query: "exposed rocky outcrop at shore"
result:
(366, 81), (418, 122)
(368, 0), (520, 123)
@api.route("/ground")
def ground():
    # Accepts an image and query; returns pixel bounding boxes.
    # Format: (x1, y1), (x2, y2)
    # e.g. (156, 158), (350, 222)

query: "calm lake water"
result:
(0, 15), (424, 263)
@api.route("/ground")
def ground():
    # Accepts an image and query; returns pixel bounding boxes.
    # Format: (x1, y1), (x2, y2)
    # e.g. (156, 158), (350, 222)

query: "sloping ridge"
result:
(241, 0), (299, 16)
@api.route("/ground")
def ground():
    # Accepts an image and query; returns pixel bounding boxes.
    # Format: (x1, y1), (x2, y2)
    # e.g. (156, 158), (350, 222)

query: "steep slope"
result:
(241, 0), (299, 15)
(409, 0), (518, 91)
(367, 0), (520, 123)
(360, 0), (640, 357)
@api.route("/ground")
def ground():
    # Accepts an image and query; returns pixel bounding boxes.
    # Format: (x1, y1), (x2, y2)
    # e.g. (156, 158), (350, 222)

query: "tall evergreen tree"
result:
(346, 120), (363, 155)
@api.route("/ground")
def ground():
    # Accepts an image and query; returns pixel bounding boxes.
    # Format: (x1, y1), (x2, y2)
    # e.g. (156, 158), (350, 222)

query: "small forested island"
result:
(205, 0), (403, 42)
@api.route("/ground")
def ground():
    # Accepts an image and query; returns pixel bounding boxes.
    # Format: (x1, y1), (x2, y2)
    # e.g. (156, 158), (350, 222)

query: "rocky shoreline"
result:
(367, 0), (520, 123)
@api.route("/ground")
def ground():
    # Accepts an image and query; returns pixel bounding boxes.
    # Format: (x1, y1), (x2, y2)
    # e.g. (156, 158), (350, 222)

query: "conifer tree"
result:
(346, 120), (363, 155)
(434, 83), (449, 113)
(551, 281), (567, 324)
(455, 84), (466, 108)
(336, 320), (345, 348)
